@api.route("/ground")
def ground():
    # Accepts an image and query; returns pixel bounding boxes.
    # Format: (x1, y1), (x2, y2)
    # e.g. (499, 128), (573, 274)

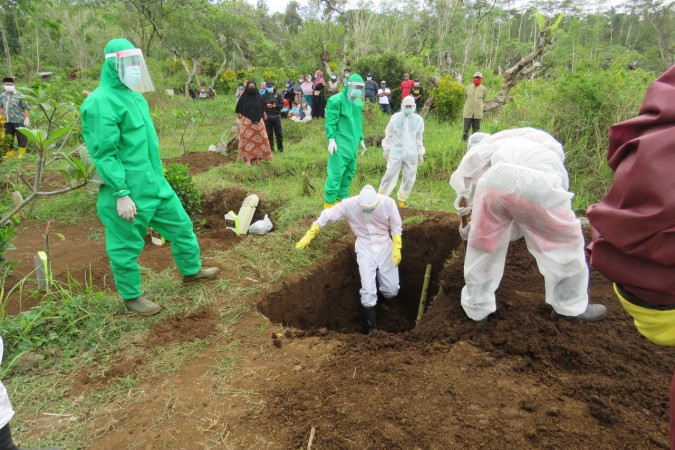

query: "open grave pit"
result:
(258, 211), (461, 334)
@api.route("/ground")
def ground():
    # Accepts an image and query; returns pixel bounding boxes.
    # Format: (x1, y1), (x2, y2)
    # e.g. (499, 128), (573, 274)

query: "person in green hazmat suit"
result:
(323, 74), (368, 209)
(81, 38), (219, 315)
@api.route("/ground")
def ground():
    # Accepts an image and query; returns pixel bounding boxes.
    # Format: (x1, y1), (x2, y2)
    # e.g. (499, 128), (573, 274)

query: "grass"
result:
(0, 89), (621, 448)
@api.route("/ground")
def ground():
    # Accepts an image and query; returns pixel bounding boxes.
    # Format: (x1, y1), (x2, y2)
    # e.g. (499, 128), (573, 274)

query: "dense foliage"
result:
(164, 162), (203, 219)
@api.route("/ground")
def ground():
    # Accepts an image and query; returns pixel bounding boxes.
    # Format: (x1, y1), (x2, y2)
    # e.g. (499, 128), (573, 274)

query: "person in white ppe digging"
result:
(295, 185), (403, 334)
(449, 127), (607, 323)
(377, 96), (425, 208)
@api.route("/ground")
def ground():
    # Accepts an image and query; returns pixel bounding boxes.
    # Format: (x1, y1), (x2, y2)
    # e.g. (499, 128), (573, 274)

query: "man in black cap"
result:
(0, 77), (30, 159)
(262, 81), (284, 153)
(364, 73), (378, 103)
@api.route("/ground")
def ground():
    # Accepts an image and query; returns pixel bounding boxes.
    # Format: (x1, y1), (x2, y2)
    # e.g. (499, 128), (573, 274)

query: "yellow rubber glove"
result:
(392, 234), (402, 267)
(295, 223), (321, 249)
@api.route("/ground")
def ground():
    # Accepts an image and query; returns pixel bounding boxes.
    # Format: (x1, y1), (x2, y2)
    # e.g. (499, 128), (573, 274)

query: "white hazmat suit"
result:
(378, 96), (425, 207)
(450, 129), (589, 322)
(0, 337), (15, 432)
(314, 189), (403, 308)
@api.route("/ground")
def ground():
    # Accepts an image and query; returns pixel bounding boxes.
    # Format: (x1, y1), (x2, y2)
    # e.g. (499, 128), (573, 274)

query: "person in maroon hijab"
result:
(587, 65), (675, 450)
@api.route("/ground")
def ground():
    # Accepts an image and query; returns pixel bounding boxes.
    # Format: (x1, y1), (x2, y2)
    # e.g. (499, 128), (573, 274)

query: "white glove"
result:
(117, 195), (137, 222)
(360, 140), (367, 156)
(327, 138), (337, 156)
(419, 154), (424, 165)
(459, 222), (471, 241)
(454, 197), (472, 216)
(23, 117), (29, 127)
(383, 148), (389, 160)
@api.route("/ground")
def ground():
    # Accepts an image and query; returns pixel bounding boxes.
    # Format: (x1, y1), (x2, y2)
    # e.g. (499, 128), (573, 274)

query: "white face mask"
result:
(3, 85), (15, 93)
(404, 107), (413, 116)
(122, 66), (142, 86)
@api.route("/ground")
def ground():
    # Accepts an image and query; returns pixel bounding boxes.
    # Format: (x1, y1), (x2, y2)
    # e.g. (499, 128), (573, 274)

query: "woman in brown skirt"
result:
(234, 81), (273, 165)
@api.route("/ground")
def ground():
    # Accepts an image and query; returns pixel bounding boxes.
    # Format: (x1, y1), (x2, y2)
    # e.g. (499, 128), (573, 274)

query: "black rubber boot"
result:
(364, 306), (377, 335)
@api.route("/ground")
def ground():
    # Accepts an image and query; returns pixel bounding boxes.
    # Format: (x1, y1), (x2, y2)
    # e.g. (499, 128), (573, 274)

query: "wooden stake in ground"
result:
(415, 263), (432, 328)
(307, 426), (316, 449)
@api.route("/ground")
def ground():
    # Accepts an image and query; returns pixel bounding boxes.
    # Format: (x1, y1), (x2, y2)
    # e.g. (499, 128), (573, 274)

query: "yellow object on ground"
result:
(17, 147), (26, 159)
(615, 284), (675, 346)
(397, 200), (407, 208)
(296, 223), (321, 249)
(324, 201), (335, 209)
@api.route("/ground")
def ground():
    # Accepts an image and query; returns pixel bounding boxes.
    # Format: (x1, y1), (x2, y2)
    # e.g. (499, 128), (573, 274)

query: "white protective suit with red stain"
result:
(450, 130), (588, 321)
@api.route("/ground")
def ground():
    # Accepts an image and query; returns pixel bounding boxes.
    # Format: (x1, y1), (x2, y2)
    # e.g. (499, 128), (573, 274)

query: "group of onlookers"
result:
(232, 70), (432, 165)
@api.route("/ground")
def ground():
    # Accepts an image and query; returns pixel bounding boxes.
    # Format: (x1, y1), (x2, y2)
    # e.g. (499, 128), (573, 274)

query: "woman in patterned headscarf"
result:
(234, 81), (273, 165)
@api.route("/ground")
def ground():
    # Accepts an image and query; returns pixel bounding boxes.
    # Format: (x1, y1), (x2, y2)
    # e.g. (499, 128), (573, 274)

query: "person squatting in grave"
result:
(295, 185), (403, 335)
(449, 127), (607, 323)
(80, 38), (220, 316)
(586, 65), (675, 450)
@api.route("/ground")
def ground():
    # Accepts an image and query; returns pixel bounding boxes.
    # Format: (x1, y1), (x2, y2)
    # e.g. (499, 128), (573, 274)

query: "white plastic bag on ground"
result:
(248, 214), (273, 235)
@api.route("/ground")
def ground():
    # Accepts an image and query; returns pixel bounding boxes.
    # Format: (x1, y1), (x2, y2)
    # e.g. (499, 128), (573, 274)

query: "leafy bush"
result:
(164, 162), (202, 219)
(431, 76), (464, 121)
(0, 223), (16, 270)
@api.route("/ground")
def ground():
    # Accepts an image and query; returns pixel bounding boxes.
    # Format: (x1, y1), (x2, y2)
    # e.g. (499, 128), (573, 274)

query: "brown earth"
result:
(80, 210), (673, 450)
(2, 185), (273, 316)
(4, 152), (672, 449)
(165, 151), (235, 175)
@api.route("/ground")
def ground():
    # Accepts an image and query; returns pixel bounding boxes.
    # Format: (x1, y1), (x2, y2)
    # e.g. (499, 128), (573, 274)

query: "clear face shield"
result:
(105, 48), (155, 93)
(347, 82), (365, 106)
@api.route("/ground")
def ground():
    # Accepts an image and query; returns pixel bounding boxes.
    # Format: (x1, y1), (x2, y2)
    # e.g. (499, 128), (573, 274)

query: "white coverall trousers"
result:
(378, 156), (419, 202)
(462, 163), (589, 321)
(356, 236), (400, 307)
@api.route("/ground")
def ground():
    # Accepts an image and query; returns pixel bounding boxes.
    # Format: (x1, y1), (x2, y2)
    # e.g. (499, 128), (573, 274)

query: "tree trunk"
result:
(1, 25), (12, 77)
(483, 19), (558, 112)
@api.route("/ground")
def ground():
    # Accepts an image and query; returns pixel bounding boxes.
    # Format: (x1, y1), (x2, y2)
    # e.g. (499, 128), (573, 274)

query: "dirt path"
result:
(79, 214), (674, 450)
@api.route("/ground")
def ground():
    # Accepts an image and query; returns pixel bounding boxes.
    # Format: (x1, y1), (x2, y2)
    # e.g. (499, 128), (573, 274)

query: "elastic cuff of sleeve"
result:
(113, 189), (130, 199)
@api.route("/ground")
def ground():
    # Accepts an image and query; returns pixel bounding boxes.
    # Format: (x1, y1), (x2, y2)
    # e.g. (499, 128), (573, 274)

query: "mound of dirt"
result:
(165, 151), (235, 175)
(250, 215), (674, 449)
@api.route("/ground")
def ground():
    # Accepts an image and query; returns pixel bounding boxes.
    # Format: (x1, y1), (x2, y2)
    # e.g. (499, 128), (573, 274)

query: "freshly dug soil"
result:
(19, 209), (675, 449)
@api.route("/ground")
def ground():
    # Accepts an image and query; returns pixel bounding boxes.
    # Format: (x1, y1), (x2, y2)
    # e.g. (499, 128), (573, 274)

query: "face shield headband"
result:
(105, 48), (155, 93)
(347, 82), (365, 106)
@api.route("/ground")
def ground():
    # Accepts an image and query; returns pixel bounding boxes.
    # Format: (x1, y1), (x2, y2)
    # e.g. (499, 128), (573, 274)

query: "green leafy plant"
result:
(0, 223), (17, 270)
(164, 162), (202, 219)
(431, 76), (465, 122)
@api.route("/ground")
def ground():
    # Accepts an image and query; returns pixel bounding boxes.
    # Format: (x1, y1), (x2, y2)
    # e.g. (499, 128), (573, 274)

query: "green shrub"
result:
(164, 162), (202, 219)
(0, 223), (16, 270)
(431, 75), (464, 122)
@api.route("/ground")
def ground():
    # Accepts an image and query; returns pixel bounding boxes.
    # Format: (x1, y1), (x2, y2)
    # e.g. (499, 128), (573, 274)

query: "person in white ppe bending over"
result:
(449, 127), (607, 323)
(295, 185), (403, 334)
(377, 95), (425, 209)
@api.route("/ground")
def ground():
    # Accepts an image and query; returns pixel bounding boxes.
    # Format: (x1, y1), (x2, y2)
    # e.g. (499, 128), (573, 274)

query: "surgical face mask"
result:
(331, 76), (337, 81)
(298, 79), (303, 83)
(404, 107), (413, 116)
(350, 88), (363, 98)
(3, 85), (15, 93)
(122, 66), (142, 86)
(344, 73), (350, 78)
(267, 88), (274, 93)
(367, 77), (372, 81)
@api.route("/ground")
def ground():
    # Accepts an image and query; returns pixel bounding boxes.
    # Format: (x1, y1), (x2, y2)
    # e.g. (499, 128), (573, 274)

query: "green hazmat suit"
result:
(80, 38), (201, 300)
(324, 74), (365, 203)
